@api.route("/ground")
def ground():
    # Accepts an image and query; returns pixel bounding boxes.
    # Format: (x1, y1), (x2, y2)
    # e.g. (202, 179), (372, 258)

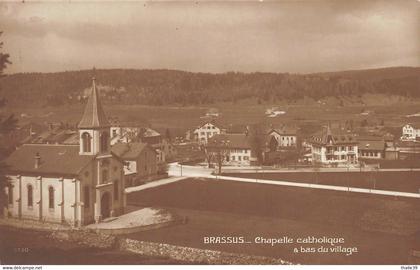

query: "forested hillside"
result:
(0, 67), (418, 107)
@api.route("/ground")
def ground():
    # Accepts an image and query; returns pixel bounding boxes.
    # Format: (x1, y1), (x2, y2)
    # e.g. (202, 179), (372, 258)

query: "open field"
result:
(8, 98), (420, 136)
(223, 171), (420, 193)
(126, 178), (420, 264)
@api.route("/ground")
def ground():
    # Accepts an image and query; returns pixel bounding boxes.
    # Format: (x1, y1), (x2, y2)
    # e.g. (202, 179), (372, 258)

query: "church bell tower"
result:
(78, 77), (111, 155)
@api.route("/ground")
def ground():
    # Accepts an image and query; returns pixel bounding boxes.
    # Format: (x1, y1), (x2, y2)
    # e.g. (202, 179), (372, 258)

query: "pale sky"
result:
(1, 0), (419, 74)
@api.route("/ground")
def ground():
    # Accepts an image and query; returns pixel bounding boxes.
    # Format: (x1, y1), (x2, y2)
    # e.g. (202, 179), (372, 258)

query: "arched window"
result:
(8, 185), (13, 204)
(82, 132), (92, 153)
(113, 180), (119, 201)
(100, 132), (109, 152)
(84, 186), (90, 208)
(27, 185), (33, 207)
(102, 169), (109, 184)
(48, 186), (54, 209)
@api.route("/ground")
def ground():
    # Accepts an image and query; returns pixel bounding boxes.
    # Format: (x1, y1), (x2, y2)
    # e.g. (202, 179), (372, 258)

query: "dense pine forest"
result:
(0, 67), (418, 107)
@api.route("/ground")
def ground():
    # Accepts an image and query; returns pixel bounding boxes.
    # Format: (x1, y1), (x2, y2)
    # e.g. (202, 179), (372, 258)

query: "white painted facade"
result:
(6, 154), (126, 226)
(5, 78), (126, 226)
(311, 144), (358, 165)
(225, 148), (252, 166)
(194, 123), (221, 144)
(6, 175), (79, 224)
(401, 124), (420, 141)
(268, 130), (297, 148)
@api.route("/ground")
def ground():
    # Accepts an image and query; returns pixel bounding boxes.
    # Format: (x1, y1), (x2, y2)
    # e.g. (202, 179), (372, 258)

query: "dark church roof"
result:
(78, 77), (110, 129)
(5, 144), (94, 177)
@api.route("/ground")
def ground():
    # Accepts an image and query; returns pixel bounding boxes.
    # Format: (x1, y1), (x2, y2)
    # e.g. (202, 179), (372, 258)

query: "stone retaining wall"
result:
(49, 230), (117, 249)
(119, 238), (293, 265)
(1, 217), (294, 264)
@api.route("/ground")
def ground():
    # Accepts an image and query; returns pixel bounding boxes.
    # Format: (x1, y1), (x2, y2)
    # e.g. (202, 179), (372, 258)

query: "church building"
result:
(4, 78), (126, 226)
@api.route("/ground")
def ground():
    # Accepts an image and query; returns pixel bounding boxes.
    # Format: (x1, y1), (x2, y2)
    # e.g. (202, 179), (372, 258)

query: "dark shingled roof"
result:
(268, 126), (298, 136)
(310, 126), (357, 146)
(78, 77), (110, 129)
(358, 140), (386, 151)
(5, 144), (94, 176)
(111, 142), (153, 160)
(207, 133), (252, 149)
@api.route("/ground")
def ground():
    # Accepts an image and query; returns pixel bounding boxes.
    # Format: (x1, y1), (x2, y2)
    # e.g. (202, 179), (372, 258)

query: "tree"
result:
(206, 138), (229, 174)
(214, 146), (228, 175)
(165, 128), (171, 142)
(201, 145), (215, 168)
(360, 119), (368, 127)
(0, 31), (16, 216)
(248, 123), (265, 165)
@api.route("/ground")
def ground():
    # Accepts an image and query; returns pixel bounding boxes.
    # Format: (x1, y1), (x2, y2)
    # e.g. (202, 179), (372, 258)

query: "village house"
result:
(110, 123), (176, 163)
(401, 123), (420, 141)
(4, 78), (126, 226)
(193, 121), (223, 144)
(111, 142), (158, 187)
(205, 133), (256, 166)
(267, 126), (298, 149)
(309, 126), (358, 166)
(358, 140), (386, 160)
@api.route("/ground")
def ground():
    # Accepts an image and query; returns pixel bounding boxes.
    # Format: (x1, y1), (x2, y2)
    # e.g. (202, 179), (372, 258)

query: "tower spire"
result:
(326, 122), (332, 136)
(78, 77), (110, 129)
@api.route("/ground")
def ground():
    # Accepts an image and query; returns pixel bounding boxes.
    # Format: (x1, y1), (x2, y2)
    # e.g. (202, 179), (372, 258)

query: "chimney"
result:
(34, 152), (41, 169)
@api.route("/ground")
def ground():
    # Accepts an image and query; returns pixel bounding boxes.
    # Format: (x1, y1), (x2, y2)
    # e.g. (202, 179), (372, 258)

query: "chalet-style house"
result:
(267, 126), (298, 149)
(205, 133), (256, 166)
(111, 142), (158, 187)
(309, 126), (358, 165)
(401, 124), (420, 141)
(193, 121), (223, 144)
(4, 78), (126, 226)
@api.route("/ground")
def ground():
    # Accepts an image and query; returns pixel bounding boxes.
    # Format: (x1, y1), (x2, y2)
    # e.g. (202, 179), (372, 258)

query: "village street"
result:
(164, 163), (420, 199)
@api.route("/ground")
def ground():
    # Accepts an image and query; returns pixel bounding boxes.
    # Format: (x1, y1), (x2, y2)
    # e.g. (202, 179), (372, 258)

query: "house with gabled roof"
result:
(401, 123), (420, 141)
(205, 133), (256, 166)
(193, 121), (224, 145)
(111, 142), (158, 186)
(4, 78), (126, 226)
(267, 125), (298, 148)
(309, 125), (358, 165)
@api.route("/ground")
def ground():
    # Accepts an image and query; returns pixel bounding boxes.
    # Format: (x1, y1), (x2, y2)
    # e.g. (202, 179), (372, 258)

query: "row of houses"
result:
(187, 121), (299, 166)
(189, 119), (411, 167)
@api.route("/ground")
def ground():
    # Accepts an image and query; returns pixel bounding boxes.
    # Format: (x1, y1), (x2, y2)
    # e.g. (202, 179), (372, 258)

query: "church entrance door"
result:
(101, 192), (111, 219)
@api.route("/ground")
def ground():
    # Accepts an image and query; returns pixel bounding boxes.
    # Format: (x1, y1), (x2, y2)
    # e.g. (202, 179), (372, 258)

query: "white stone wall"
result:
(6, 156), (125, 226)
(7, 175), (79, 224)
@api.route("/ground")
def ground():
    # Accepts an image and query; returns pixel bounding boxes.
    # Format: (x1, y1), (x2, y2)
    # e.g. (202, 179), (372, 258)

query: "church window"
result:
(100, 132), (109, 152)
(8, 185), (13, 204)
(102, 169), (109, 184)
(82, 132), (92, 152)
(114, 181), (119, 201)
(27, 185), (33, 207)
(48, 186), (54, 209)
(84, 186), (90, 207)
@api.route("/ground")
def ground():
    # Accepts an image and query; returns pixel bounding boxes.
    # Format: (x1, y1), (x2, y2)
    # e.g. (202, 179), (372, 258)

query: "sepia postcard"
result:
(0, 0), (419, 269)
